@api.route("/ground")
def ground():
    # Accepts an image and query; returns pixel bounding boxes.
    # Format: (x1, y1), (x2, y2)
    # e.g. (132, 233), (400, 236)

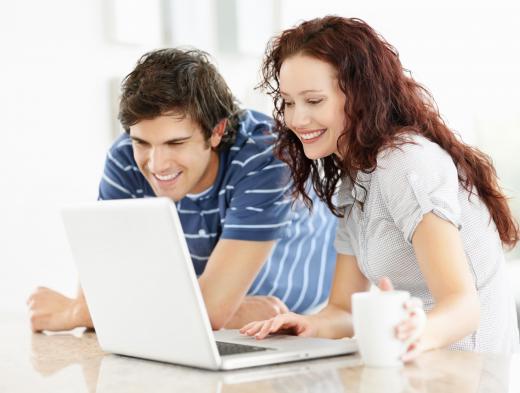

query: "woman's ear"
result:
(210, 118), (227, 148)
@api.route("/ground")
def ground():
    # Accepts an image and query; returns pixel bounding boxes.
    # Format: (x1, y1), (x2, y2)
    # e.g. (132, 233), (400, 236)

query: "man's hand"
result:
(27, 287), (93, 332)
(224, 295), (289, 329)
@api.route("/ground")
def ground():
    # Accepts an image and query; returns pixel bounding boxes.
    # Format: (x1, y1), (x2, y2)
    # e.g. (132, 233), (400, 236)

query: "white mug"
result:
(352, 290), (410, 367)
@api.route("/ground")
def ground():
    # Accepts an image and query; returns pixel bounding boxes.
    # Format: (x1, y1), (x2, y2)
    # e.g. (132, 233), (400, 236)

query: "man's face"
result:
(129, 114), (220, 201)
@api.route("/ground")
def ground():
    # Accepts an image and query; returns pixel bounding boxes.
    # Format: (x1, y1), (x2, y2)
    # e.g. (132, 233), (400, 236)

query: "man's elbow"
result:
(207, 306), (233, 331)
(209, 318), (226, 331)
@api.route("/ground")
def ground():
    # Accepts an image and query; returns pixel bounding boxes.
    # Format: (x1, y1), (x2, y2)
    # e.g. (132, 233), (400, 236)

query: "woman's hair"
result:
(260, 15), (519, 248)
(119, 48), (240, 150)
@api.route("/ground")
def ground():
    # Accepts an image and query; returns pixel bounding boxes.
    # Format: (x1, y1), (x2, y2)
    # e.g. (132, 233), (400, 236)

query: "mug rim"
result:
(351, 290), (410, 301)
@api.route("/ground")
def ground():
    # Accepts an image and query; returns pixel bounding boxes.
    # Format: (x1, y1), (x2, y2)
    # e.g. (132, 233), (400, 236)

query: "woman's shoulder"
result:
(376, 134), (454, 173)
(377, 134), (447, 163)
(372, 133), (458, 192)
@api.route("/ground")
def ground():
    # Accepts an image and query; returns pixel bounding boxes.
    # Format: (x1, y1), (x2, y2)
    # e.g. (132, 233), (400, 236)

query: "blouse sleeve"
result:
(334, 179), (356, 256)
(334, 215), (355, 256)
(375, 137), (462, 244)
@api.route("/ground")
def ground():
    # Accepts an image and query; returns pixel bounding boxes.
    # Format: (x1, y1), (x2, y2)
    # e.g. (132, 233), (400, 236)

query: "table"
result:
(2, 312), (518, 392)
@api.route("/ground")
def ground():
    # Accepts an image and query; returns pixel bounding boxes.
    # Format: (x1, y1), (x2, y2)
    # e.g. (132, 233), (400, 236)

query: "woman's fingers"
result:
(240, 313), (304, 340)
(240, 319), (262, 333)
(404, 297), (423, 311)
(396, 320), (419, 340)
(397, 308), (426, 338)
(240, 320), (268, 336)
(255, 318), (276, 339)
(402, 341), (422, 362)
(378, 277), (394, 291)
(239, 321), (256, 334)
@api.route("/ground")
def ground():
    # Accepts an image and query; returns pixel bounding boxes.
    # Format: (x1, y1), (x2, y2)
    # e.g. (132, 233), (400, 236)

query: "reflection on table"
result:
(1, 313), (518, 393)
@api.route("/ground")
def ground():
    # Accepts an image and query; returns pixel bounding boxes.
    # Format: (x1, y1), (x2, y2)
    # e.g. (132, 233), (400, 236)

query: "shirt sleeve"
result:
(334, 215), (355, 256)
(98, 135), (153, 200)
(334, 180), (355, 255)
(221, 158), (293, 242)
(375, 137), (462, 244)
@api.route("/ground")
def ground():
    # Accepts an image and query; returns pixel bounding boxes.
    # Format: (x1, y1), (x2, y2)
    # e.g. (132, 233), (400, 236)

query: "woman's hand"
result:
(225, 296), (289, 329)
(239, 312), (318, 340)
(398, 296), (427, 362)
(378, 277), (427, 362)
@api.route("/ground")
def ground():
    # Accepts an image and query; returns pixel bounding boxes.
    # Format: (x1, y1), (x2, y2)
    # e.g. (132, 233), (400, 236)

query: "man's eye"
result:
(167, 141), (184, 146)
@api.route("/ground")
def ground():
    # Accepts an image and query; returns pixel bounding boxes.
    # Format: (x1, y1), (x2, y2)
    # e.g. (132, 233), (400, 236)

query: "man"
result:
(27, 48), (336, 331)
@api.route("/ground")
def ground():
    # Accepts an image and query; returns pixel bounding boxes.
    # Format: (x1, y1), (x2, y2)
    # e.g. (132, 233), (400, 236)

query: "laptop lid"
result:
(62, 197), (222, 369)
(63, 197), (357, 370)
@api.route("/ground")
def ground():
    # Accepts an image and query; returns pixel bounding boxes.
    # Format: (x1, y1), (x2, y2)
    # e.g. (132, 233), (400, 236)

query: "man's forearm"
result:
(71, 292), (94, 329)
(223, 295), (290, 329)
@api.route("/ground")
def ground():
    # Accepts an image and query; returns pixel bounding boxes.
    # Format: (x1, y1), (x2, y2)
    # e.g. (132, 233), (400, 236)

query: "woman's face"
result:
(279, 54), (347, 160)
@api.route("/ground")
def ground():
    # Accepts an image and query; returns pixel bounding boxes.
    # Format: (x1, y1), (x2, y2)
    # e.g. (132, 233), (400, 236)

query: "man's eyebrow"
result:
(130, 135), (192, 144)
(130, 136), (148, 143)
(164, 136), (192, 143)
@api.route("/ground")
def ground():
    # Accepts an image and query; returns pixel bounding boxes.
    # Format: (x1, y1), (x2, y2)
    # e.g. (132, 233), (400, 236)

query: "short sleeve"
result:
(334, 215), (355, 255)
(98, 134), (154, 200)
(334, 180), (355, 255)
(221, 159), (293, 241)
(375, 136), (462, 244)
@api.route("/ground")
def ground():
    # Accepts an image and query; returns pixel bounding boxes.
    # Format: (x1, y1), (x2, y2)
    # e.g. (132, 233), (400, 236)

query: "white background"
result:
(1, 0), (519, 315)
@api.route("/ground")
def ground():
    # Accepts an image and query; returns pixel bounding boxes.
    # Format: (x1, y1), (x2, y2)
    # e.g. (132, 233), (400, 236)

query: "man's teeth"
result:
(301, 130), (325, 140)
(155, 171), (181, 181)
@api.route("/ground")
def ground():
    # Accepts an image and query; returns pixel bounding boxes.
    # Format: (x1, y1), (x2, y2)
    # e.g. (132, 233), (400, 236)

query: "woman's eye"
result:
(284, 101), (294, 108)
(308, 99), (323, 105)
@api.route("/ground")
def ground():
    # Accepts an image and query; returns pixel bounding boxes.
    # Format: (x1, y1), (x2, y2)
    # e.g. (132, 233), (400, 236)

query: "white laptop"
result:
(61, 197), (357, 370)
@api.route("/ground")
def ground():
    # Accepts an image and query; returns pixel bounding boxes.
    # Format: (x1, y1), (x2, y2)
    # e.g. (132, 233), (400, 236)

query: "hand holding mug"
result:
(378, 277), (427, 362)
(352, 278), (426, 367)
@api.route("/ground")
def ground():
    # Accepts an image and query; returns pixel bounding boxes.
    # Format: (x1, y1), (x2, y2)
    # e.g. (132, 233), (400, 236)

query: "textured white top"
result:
(334, 134), (519, 353)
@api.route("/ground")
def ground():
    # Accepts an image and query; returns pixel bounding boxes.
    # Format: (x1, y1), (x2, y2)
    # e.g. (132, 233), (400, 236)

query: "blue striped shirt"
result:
(98, 110), (336, 313)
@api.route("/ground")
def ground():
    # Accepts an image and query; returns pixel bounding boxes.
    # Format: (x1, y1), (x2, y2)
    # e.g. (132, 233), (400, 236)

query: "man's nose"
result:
(148, 147), (170, 173)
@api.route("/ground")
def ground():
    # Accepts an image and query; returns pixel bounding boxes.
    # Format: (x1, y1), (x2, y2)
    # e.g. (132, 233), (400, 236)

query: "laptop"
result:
(61, 197), (357, 370)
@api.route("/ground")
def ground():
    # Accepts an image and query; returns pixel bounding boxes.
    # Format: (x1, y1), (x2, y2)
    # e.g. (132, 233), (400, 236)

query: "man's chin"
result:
(156, 192), (184, 202)
(152, 187), (186, 202)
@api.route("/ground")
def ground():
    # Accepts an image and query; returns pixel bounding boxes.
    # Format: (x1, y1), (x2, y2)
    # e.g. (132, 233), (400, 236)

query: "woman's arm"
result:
(310, 253), (370, 338)
(407, 212), (480, 354)
(241, 253), (370, 339)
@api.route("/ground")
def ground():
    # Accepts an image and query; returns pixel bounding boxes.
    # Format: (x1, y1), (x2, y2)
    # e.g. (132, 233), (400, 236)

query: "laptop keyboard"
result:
(216, 341), (270, 356)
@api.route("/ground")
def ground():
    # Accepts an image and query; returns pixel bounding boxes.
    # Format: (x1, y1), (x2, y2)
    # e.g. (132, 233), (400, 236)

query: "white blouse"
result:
(334, 134), (519, 353)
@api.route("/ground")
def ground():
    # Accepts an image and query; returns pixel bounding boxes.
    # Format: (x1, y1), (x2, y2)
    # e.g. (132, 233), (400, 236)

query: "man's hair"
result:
(119, 48), (240, 149)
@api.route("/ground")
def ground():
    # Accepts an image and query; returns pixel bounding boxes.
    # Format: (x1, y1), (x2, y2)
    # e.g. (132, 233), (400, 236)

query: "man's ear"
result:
(210, 118), (227, 148)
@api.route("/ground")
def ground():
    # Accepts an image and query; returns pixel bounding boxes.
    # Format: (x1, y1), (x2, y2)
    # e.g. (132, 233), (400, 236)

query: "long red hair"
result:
(260, 16), (519, 248)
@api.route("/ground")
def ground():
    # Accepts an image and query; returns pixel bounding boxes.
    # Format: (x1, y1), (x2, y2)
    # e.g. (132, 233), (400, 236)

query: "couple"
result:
(28, 16), (519, 360)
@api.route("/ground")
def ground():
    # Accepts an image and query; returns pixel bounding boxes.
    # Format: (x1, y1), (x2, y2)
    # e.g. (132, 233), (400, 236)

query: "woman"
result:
(241, 16), (519, 359)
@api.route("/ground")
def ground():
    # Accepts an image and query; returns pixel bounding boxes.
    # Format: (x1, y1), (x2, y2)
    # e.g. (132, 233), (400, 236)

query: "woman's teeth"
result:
(300, 129), (326, 140)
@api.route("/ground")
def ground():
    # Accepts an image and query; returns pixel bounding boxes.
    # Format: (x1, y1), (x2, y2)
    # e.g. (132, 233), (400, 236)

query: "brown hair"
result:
(260, 16), (519, 248)
(119, 48), (240, 150)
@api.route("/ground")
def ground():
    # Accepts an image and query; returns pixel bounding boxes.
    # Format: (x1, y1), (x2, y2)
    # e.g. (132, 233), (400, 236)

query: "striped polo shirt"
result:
(98, 110), (337, 313)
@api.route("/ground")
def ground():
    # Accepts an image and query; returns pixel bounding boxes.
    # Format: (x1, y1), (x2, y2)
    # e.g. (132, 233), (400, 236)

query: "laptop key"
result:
(216, 341), (270, 356)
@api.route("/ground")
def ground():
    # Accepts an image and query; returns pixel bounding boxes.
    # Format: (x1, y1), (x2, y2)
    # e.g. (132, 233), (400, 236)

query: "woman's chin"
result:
(302, 147), (333, 161)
